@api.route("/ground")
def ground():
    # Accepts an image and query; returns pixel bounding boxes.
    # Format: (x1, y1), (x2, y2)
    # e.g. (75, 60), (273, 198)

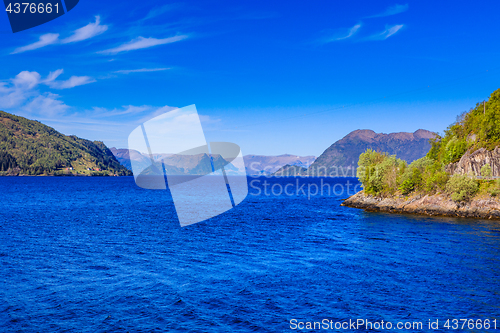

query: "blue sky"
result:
(0, 0), (499, 156)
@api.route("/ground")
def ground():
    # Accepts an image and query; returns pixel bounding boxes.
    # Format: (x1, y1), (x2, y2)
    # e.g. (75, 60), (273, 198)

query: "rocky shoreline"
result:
(342, 191), (500, 220)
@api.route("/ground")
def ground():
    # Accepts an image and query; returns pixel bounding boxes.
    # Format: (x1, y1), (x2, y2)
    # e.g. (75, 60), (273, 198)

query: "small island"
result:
(342, 88), (500, 220)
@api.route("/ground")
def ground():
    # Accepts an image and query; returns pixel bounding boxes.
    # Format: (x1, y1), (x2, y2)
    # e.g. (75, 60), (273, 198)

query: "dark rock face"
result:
(446, 147), (500, 177)
(342, 191), (500, 220)
(307, 129), (436, 176)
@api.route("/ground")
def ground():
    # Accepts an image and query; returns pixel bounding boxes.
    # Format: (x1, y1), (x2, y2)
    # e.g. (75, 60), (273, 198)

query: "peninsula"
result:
(342, 88), (500, 220)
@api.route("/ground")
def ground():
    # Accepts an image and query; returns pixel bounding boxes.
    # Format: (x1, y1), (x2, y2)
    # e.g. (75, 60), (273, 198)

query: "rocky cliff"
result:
(446, 147), (500, 177)
(342, 191), (500, 220)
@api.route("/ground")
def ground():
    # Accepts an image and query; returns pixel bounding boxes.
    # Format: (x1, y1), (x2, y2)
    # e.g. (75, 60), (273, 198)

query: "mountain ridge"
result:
(111, 148), (242, 176)
(307, 129), (435, 176)
(111, 129), (434, 177)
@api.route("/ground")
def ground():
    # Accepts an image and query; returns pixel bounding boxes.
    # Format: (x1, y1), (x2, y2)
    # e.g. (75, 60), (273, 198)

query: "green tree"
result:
(446, 175), (479, 203)
(481, 164), (492, 177)
(357, 149), (406, 195)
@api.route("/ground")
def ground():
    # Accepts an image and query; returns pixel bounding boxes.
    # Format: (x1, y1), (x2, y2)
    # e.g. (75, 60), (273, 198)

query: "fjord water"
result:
(1, 177), (500, 332)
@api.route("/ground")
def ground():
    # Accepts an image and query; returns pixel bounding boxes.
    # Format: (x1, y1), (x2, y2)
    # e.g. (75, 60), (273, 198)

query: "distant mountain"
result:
(110, 147), (150, 171)
(112, 149), (316, 176)
(243, 154), (316, 175)
(272, 164), (308, 177)
(0, 111), (131, 176)
(111, 130), (433, 178)
(110, 148), (241, 175)
(307, 129), (435, 176)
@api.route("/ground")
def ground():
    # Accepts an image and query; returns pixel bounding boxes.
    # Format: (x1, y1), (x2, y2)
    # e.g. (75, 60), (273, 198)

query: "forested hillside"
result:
(0, 111), (131, 176)
(357, 88), (500, 202)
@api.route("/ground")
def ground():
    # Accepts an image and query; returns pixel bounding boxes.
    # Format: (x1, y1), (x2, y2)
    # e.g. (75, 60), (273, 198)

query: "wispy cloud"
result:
(367, 4), (408, 18)
(11, 33), (59, 54)
(46, 76), (96, 89)
(91, 105), (154, 118)
(61, 16), (108, 43)
(0, 70), (95, 115)
(0, 70), (199, 145)
(142, 4), (178, 21)
(45, 69), (64, 82)
(114, 68), (170, 74)
(35, 105), (193, 146)
(23, 92), (70, 115)
(338, 24), (361, 40)
(11, 16), (108, 54)
(43, 69), (95, 89)
(0, 71), (68, 115)
(98, 35), (188, 54)
(366, 24), (404, 40)
(321, 23), (362, 43)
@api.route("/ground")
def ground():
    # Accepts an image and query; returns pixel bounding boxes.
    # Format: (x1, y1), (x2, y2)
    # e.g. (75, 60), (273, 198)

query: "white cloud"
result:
(323, 23), (362, 42)
(367, 24), (404, 40)
(367, 4), (409, 18)
(91, 105), (154, 118)
(338, 24), (361, 40)
(10, 16), (108, 54)
(0, 71), (43, 109)
(24, 92), (70, 116)
(45, 69), (64, 83)
(89, 105), (181, 123)
(46, 75), (96, 89)
(98, 35), (188, 54)
(61, 16), (108, 44)
(0, 82), (33, 109)
(11, 33), (59, 54)
(12, 71), (42, 89)
(0, 69), (95, 116)
(42, 69), (95, 89)
(114, 68), (170, 74)
(142, 4), (177, 21)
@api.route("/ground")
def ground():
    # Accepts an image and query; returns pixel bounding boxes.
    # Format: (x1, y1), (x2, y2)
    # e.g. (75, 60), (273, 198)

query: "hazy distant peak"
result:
(413, 129), (436, 139)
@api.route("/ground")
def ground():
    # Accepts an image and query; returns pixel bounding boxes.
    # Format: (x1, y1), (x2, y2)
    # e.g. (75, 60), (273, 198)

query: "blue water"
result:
(1, 176), (500, 332)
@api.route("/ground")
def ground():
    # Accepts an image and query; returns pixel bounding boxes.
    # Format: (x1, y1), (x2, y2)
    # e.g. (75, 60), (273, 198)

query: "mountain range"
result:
(111, 149), (315, 176)
(112, 130), (434, 177)
(110, 148), (241, 176)
(0, 110), (435, 178)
